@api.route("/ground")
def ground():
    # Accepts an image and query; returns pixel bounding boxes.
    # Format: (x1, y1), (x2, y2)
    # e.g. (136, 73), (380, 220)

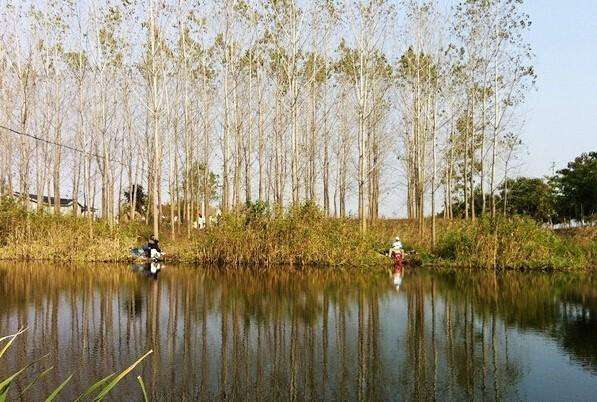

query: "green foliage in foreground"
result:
(0, 197), (594, 270)
(0, 329), (151, 401)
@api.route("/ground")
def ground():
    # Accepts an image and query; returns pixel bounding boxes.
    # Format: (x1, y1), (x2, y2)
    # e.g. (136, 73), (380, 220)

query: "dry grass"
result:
(165, 203), (389, 267)
(0, 197), (144, 262)
(0, 197), (594, 270)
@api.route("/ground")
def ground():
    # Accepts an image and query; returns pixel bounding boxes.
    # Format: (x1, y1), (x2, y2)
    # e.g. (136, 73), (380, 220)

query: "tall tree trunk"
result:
(490, 60), (499, 219)
(222, 15), (231, 212)
(202, 56), (211, 228)
(464, 95), (470, 220)
(257, 71), (265, 202)
(431, 90), (437, 248)
(150, 0), (160, 238)
(470, 90), (476, 221)
(245, 54), (253, 205)
(322, 67), (330, 214)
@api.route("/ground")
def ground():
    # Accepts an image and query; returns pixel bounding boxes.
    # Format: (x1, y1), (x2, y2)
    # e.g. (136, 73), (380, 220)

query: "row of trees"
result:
(0, 0), (535, 237)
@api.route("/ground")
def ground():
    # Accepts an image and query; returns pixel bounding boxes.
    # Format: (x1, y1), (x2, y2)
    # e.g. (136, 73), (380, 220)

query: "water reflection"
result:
(0, 264), (595, 401)
(131, 262), (164, 280)
(392, 266), (404, 292)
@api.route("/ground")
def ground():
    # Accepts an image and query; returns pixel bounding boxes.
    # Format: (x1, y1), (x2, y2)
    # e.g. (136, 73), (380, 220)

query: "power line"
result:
(0, 124), (127, 167)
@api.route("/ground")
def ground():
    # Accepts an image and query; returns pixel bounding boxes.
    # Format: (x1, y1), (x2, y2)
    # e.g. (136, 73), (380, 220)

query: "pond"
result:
(0, 263), (596, 401)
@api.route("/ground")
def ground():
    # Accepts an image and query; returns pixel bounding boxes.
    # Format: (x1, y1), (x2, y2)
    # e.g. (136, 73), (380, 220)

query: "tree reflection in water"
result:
(0, 263), (595, 401)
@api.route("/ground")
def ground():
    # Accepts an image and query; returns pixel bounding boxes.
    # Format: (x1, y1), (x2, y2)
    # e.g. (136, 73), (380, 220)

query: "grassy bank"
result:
(0, 197), (145, 262)
(0, 198), (594, 270)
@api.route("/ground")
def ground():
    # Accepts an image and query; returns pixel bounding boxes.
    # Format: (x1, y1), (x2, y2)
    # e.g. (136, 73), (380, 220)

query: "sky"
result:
(521, 0), (597, 175)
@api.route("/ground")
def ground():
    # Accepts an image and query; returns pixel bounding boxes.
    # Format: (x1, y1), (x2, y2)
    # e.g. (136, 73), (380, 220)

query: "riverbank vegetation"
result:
(0, 198), (594, 270)
(0, 197), (143, 262)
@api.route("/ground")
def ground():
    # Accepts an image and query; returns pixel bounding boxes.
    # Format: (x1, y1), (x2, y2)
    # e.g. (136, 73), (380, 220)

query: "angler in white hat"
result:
(389, 236), (403, 256)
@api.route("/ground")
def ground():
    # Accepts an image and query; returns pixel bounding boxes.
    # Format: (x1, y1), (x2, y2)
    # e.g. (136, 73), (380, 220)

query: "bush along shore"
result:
(0, 198), (594, 270)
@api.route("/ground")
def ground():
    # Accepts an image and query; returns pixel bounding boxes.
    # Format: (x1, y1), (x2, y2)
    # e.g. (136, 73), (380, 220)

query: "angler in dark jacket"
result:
(147, 235), (161, 253)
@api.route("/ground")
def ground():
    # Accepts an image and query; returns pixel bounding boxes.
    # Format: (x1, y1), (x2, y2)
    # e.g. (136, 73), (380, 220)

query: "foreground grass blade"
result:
(0, 328), (27, 359)
(0, 359), (41, 402)
(137, 376), (149, 402)
(74, 374), (115, 402)
(93, 350), (153, 401)
(44, 374), (73, 402)
(19, 366), (54, 397)
(0, 328), (27, 343)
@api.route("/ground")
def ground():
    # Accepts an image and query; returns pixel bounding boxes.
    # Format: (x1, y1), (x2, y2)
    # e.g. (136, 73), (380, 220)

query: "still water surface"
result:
(0, 263), (596, 401)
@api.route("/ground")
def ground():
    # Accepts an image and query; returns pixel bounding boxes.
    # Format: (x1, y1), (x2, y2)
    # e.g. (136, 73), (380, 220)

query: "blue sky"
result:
(522, 0), (597, 175)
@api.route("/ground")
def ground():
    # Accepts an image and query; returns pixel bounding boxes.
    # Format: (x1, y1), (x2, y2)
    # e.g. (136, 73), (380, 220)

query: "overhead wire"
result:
(0, 124), (134, 169)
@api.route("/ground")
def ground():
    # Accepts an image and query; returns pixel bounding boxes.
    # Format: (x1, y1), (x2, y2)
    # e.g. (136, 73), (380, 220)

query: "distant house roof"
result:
(13, 192), (96, 212)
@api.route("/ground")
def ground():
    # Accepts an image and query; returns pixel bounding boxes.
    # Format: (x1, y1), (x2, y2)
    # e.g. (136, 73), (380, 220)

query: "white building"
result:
(13, 192), (96, 217)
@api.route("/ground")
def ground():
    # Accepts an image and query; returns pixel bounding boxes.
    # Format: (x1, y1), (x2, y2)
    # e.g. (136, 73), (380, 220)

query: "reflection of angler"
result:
(149, 262), (161, 275)
(392, 266), (403, 291)
(131, 262), (163, 279)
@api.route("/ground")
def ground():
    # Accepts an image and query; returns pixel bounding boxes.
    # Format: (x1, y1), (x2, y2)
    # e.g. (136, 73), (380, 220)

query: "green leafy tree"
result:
(500, 177), (555, 222)
(181, 162), (219, 203)
(552, 152), (597, 222)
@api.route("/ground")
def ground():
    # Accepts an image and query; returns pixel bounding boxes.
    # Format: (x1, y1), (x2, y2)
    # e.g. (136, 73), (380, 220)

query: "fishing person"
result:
(388, 235), (405, 269)
(146, 235), (162, 259)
